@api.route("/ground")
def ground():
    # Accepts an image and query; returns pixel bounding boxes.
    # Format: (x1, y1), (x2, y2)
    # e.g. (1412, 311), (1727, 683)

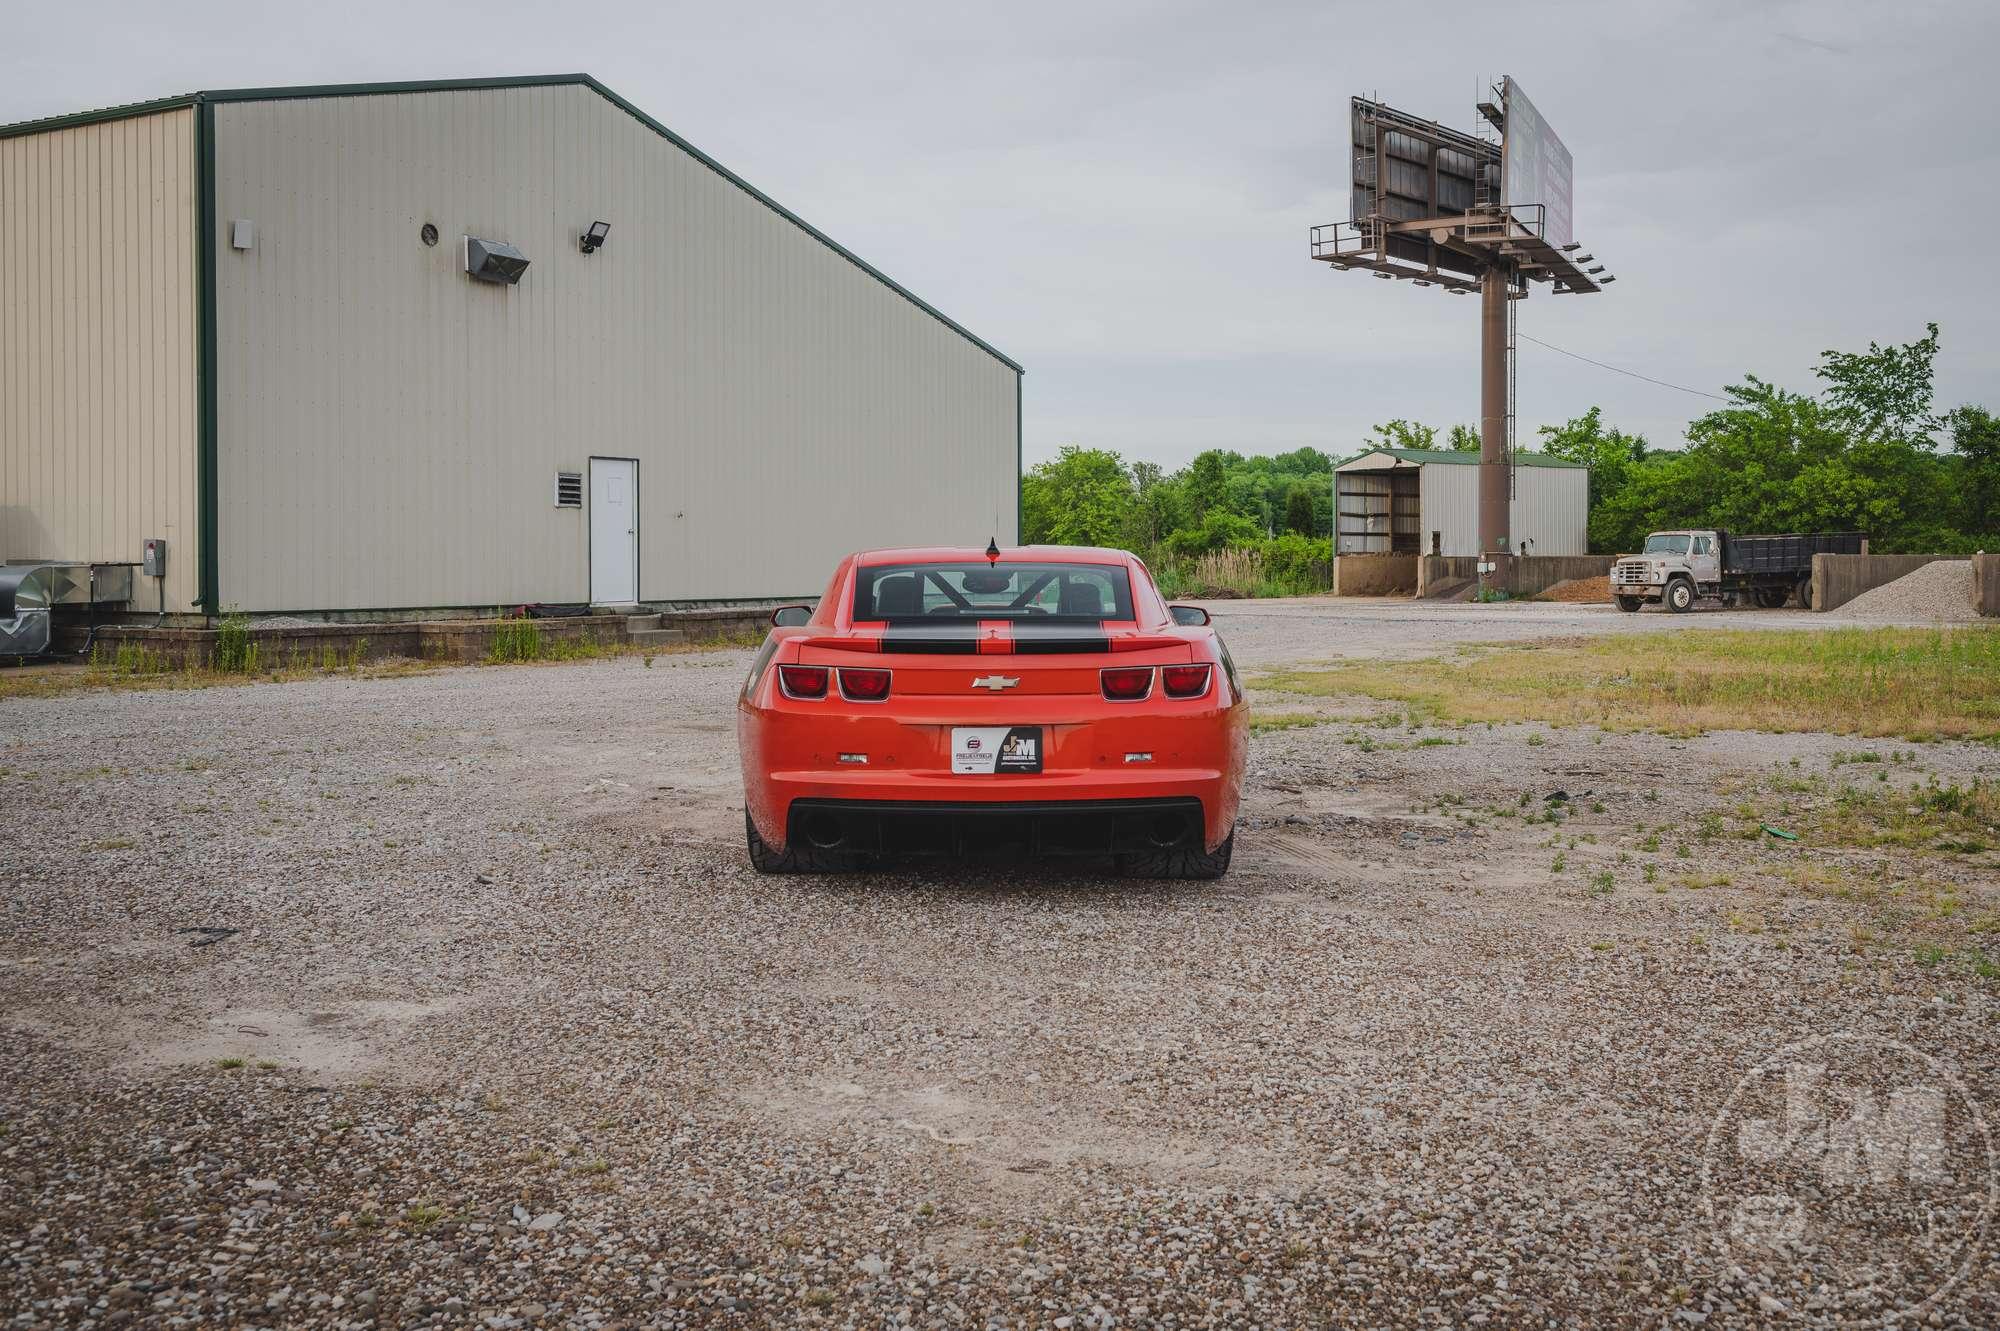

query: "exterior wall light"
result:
(580, 220), (610, 255)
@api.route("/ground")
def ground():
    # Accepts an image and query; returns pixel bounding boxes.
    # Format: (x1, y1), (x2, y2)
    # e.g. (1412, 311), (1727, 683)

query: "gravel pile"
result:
(4, 627), (1997, 1327)
(1831, 559), (1979, 621)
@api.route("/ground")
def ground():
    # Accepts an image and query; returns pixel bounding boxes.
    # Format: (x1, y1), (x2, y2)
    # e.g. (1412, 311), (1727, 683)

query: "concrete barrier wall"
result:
(1333, 554), (1418, 597)
(65, 606), (769, 668)
(1507, 555), (1615, 598)
(1811, 554), (1950, 613)
(1418, 556), (1479, 598)
(1974, 554), (2000, 617)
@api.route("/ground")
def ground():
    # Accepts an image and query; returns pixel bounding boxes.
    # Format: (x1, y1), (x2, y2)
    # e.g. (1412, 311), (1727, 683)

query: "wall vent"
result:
(554, 472), (583, 508)
(465, 235), (531, 285)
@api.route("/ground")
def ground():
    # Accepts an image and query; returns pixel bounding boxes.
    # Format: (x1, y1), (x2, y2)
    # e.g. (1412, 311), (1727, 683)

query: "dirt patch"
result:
(1536, 574), (1611, 603)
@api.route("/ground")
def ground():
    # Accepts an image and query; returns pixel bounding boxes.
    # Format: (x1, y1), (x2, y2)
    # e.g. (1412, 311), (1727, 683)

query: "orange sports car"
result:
(737, 545), (1248, 878)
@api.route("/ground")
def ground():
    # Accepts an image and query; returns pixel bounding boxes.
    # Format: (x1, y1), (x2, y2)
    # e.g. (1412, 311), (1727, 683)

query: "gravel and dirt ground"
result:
(3, 599), (1996, 1329)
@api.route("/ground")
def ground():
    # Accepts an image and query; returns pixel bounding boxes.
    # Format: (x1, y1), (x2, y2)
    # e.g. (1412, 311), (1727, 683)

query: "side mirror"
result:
(770, 605), (813, 628)
(1168, 605), (1211, 627)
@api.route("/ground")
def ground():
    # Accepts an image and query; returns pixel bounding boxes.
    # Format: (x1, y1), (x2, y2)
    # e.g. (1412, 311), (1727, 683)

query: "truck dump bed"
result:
(1721, 532), (1865, 576)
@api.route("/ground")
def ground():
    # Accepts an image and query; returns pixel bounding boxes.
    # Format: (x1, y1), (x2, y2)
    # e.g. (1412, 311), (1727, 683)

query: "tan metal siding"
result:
(1, 108), (199, 610)
(212, 85), (1018, 612)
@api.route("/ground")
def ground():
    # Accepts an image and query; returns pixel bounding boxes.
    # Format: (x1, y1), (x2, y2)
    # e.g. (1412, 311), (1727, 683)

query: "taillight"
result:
(778, 665), (829, 699)
(1100, 666), (1152, 701)
(838, 667), (891, 701)
(1161, 664), (1212, 698)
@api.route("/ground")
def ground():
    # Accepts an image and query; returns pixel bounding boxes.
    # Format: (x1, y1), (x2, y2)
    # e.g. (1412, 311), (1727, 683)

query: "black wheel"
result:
(1116, 829), (1234, 880)
(1615, 595), (1643, 613)
(1795, 577), (1815, 610)
(744, 810), (857, 874)
(1665, 578), (1695, 614)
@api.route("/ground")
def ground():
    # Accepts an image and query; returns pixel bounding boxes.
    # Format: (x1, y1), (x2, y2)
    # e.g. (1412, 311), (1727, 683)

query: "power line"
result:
(1517, 333), (1729, 402)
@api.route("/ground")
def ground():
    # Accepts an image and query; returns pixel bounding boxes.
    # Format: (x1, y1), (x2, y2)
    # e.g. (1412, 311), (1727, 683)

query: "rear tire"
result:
(745, 810), (856, 874)
(1615, 595), (1643, 613)
(1116, 829), (1234, 880)
(1665, 578), (1695, 614)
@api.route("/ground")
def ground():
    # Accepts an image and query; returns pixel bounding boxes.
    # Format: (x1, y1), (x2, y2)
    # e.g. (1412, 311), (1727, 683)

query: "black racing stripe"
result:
(1011, 624), (1110, 655)
(880, 623), (982, 655)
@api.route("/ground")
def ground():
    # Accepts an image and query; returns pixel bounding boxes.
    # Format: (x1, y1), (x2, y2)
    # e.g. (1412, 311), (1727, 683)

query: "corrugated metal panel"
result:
(0, 108), (200, 611)
(211, 85), (1018, 612)
(1511, 467), (1588, 556)
(1412, 461), (1587, 557)
(1420, 464), (1479, 556)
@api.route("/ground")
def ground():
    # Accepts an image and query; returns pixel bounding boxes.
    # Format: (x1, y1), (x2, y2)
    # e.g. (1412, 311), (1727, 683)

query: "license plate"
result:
(951, 726), (1043, 775)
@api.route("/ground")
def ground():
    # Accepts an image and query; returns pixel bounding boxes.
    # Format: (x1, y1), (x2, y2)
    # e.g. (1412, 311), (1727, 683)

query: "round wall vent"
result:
(420, 223), (439, 247)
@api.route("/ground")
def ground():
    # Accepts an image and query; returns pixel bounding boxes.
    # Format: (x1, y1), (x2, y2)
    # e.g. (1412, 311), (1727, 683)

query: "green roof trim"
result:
(1339, 446), (1589, 469)
(1, 74), (1021, 374)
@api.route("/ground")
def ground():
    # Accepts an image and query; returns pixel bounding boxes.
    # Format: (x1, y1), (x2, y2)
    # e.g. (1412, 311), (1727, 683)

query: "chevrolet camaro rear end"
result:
(736, 547), (1248, 878)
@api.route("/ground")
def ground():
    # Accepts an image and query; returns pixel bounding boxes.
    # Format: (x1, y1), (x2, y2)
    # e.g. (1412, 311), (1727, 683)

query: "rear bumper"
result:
(739, 700), (1246, 852)
(786, 796), (1206, 859)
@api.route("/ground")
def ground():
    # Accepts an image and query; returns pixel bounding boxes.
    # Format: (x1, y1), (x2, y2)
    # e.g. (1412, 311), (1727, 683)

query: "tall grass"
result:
(1260, 627), (2000, 740)
(212, 609), (260, 673)
(1155, 541), (1332, 599)
(487, 616), (546, 663)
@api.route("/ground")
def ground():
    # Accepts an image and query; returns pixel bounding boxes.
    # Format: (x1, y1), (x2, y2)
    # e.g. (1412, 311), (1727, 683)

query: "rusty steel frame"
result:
(1313, 86), (1612, 572)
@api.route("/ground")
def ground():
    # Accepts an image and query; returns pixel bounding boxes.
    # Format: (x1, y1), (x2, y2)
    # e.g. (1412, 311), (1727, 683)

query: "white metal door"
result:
(589, 458), (638, 604)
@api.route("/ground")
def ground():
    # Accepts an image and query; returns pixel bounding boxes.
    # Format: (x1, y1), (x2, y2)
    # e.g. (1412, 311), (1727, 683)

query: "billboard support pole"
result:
(1478, 264), (1512, 591)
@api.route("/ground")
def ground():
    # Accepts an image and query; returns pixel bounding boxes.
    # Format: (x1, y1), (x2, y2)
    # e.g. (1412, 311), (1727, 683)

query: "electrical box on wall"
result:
(142, 538), (168, 577)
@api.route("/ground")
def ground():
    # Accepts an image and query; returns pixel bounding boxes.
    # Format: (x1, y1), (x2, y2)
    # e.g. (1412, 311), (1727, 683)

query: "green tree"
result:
(1369, 420), (1437, 451)
(1283, 483), (1316, 536)
(1946, 406), (2000, 540)
(1019, 446), (1136, 546)
(1817, 322), (1942, 440)
(1446, 423), (1481, 452)
(1185, 450), (1231, 522)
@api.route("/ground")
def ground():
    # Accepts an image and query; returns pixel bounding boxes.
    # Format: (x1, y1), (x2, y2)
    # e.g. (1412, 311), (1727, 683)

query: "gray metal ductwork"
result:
(0, 563), (135, 657)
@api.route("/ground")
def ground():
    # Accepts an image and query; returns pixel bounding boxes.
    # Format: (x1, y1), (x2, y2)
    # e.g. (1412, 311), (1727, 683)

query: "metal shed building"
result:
(1334, 447), (1588, 558)
(1, 75), (1021, 617)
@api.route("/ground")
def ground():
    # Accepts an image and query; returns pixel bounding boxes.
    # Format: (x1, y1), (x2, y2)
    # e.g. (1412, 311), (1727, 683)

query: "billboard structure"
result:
(1500, 78), (1573, 249)
(1312, 78), (1612, 584)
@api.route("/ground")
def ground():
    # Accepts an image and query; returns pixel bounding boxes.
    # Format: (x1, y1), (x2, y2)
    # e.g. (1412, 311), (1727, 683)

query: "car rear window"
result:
(854, 562), (1135, 622)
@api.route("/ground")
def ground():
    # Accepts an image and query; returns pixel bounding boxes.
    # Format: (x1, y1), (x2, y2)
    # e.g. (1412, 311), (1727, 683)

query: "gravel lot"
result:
(4, 601), (1996, 1329)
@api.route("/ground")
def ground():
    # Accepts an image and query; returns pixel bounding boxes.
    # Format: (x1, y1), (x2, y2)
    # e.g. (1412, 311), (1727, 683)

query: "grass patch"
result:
(402, 1203), (446, 1232)
(1256, 628), (2000, 740)
(1759, 778), (1998, 855)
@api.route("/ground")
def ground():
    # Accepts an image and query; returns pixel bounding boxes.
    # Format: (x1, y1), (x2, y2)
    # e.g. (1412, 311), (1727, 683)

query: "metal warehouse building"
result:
(1334, 446), (1587, 558)
(1, 75), (1021, 618)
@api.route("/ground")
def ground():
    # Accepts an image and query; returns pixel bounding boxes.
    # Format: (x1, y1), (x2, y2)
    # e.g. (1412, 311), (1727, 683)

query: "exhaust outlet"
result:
(1146, 811), (1191, 848)
(801, 811), (848, 850)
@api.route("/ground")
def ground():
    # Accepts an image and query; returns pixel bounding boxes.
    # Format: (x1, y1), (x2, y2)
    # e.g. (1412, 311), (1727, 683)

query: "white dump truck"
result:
(1611, 530), (1865, 613)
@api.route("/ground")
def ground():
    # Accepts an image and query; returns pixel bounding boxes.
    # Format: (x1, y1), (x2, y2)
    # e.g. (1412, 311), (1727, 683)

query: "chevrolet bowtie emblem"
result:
(970, 675), (1020, 691)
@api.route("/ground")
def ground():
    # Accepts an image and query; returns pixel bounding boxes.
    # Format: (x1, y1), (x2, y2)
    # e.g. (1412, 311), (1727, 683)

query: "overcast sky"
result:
(8, 0), (1996, 469)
